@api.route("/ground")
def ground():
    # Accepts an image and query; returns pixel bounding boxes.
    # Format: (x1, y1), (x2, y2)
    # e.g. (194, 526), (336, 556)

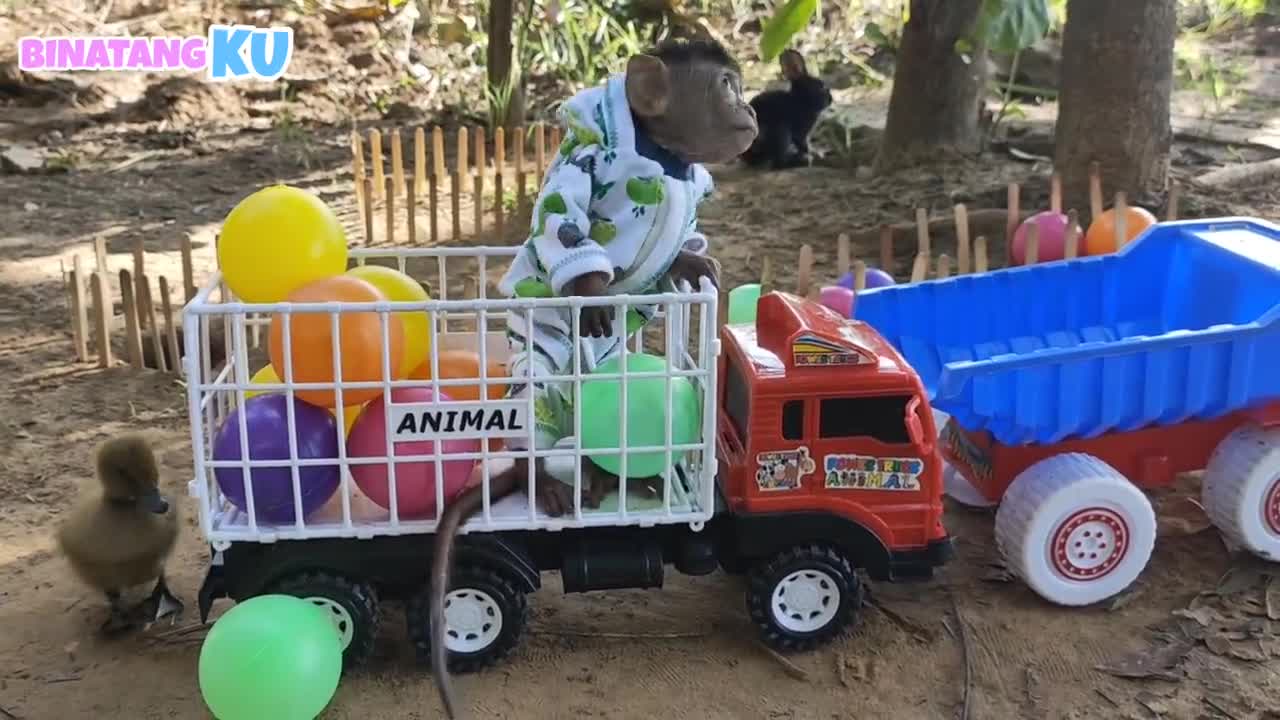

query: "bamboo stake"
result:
(391, 128), (405, 198)
(91, 272), (112, 368)
(495, 126), (506, 239)
(180, 234), (195, 302)
(428, 171), (439, 244)
(94, 236), (109, 285)
(760, 256), (774, 294)
(1114, 192), (1129, 249)
(363, 177), (375, 244)
(407, 177), (418, 245)
(1025, 221), (1039, 265)
(1050, 172), (1062, 214)
(432, 126), (446, 180)
(915, 207), (931, 258)
(159, 276), (181, 376)
(473, 174), (485, 238)
(974, 236), (989, 273)
(451, 171), (462, 241)
(119, 269), (144, 369)
(132, 238), (147, 330)
(69, 257), (89, 362)
(836, 233), (850, 279)
(1089, 161), (1104, 220)
(852, 259), (867, 291)
(878, 224), (893, 273)
(910, 254), (928, 283)
(369, 129), (384, 201)
(515, 125), (527, 217)
(1064, 209), (1081, 259)
(797, 244), (814, 297)
(1166, 182), (1180, 221)
(139, 277), (166, 372)
(385, 177), (396, 245)
(937, 254), (952, 279)
(351, 130), (366, 216)
(1006, 182), (1020, 260)
(458, 126), (470, 181)
(549, 126), (562, 158)
(954, 204), (971, 274)
(414, 127), (427, 190)
(535, 124), (547, 186)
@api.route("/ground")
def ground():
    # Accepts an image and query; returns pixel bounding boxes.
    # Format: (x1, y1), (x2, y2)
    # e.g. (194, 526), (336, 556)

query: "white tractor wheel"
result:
(995, 453), (1156, 607)
(1202, 425), (1280, 559)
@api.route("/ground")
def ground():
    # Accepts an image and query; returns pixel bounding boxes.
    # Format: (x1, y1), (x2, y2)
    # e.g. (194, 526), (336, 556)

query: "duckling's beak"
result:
(141, 489), (169, 514)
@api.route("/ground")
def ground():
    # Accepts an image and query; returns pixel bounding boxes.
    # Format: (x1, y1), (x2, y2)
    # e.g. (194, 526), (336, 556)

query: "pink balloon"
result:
(347, 387), (480, 518)
(819, 285), (856, 317)
(1012, 211), (1083, 265)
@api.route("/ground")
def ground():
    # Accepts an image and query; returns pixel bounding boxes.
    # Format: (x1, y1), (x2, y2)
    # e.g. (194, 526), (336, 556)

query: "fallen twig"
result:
(151, 623), (209, 640)
(45, 673), (81, 684)
(950, 590), (974, 720)
(835, 651), (851, 688)
(868, 595), (934, 641)
(1094, 688), (1121, 708)
(0, 704), (22, 720)
(529, 628), (707, 640)
(757, 642), (809, 682)
(1204, 696), (1240, 720)
(1194, 158), (1280, 190)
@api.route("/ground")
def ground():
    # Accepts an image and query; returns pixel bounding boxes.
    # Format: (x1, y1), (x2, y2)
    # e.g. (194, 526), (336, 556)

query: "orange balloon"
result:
(269, 275), (406, 408)
(408, 349), (507, 402)
(1084, 206), (1157, 256)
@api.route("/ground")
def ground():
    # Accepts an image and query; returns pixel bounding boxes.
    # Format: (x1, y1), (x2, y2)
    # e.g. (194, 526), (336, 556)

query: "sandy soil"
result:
(4, 3), (1280, 719)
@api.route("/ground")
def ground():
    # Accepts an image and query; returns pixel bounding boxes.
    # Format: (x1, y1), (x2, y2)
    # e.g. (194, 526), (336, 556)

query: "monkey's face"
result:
(626, 54), (758, 165)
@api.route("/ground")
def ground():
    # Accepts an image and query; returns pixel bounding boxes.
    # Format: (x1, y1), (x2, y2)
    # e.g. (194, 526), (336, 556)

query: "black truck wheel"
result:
(267, 571), (380, 668)
(747, 544), (863, 652)
(408, 563), (529, 674)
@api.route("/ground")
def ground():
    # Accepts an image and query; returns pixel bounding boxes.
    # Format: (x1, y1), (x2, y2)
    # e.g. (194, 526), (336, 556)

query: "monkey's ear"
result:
(626, 54), (670, 118)
(780, 49), (806, 80)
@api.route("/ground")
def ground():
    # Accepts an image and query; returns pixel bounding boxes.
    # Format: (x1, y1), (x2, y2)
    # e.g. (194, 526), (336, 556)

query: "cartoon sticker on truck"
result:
(755, 447), (816, 491)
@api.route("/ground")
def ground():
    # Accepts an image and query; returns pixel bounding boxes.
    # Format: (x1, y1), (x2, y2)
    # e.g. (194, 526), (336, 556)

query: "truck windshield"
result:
(819, 395), (912, 444)
(724, 357), (750, 440)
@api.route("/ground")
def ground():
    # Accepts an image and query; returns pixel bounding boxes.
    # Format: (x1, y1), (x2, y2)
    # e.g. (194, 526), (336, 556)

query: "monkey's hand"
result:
(570, 272), (613, 337)
(666, 250), (721, 290)
(533, 457), (618, 516)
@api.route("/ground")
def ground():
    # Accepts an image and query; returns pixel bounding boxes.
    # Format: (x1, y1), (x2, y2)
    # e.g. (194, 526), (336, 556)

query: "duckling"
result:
(56, 434), (183, 634)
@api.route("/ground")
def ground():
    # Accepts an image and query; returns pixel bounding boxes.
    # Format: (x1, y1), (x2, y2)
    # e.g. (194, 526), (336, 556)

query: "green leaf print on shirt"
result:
(514, 278), (554, 298)
(588, 219), (618, 245)
(535, 192), (569, 236)
(627, 176), (664, 217)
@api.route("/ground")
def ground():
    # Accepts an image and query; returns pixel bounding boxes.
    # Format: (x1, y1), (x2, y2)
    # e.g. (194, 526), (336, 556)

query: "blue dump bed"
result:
(853, 218), (1280, 446)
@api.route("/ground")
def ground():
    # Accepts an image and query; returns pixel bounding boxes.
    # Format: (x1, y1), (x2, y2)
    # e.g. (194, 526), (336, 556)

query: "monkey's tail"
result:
(430, 487), (486, 720)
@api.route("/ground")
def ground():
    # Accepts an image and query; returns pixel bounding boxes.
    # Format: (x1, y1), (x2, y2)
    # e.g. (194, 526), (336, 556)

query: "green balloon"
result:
(198, 594), (343, 720)
(580, 353), (701, 478)
(727, 283), (762, 324)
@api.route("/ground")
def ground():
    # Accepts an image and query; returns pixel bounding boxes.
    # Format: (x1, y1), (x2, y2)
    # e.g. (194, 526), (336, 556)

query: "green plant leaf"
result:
(978, 0), (1052, 55)
(759, 0), (820, 62)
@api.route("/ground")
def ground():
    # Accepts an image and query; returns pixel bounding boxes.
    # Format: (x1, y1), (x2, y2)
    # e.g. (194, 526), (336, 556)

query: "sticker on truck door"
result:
(755, 447), (817, 492)
(824, 454), (923, 491)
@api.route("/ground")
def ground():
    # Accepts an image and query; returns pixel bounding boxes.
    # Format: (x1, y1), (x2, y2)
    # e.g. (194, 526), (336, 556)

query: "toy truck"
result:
(188, 246), (951, 672)
(853, 217), (1280, 607)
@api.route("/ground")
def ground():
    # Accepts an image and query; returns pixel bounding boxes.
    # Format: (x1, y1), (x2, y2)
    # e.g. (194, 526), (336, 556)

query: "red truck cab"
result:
(715, 292), (952, 583)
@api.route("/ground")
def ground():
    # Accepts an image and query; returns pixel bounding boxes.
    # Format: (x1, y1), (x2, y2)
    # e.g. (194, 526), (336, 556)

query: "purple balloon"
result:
(213, 394), (340, 524)
(836, 267), (896, 290)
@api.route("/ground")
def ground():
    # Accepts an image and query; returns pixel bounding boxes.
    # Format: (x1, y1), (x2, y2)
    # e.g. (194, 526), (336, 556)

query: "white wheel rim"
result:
(304, 596), (355, 650)
(771, 569), (840, 633)
(1050, 507), (1129, 581)
(1262, 475), (1280, 537)
(443, 588), (504, 653)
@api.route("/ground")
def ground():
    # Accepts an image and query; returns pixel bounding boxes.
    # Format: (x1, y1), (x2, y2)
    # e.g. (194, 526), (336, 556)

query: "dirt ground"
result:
(4, 3), (1280, 719)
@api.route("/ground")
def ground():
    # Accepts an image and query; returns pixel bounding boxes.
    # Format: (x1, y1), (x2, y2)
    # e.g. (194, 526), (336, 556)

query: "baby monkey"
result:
(57, 434), (182, 634)
(429, 38), (757, 718)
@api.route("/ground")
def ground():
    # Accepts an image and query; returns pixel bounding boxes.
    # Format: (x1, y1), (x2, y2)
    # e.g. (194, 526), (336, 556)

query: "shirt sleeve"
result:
(683, 165), (716, 255)
(531, 146), (614, 295)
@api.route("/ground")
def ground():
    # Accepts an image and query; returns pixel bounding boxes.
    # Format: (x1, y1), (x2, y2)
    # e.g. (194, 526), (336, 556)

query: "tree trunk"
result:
(875, 0), (988, 172)
(1054, 0), (1176, 216)
(486, 0), (517, 127)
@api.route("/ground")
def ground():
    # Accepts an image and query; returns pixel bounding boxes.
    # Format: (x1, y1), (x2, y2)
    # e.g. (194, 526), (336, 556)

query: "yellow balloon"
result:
(345, 264), (431, 376)
(218, 185), (348, 303)
(244, 364), (280, 399)
(245, 363), (361, 437)
(333, 403), (362, 437)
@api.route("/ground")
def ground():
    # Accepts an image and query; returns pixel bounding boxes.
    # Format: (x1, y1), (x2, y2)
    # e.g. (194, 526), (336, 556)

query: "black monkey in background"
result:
(741, 49), (832, 170)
